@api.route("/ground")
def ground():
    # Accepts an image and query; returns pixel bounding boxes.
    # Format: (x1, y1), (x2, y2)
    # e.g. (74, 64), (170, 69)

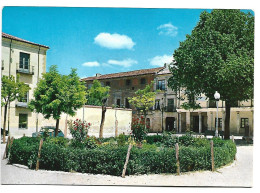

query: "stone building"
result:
(82, 63), (254, 137)
(1, 32), (49, 137)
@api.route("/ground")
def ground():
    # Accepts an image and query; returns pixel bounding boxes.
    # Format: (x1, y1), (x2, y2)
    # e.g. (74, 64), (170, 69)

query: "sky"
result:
(2, 7), (253, 78)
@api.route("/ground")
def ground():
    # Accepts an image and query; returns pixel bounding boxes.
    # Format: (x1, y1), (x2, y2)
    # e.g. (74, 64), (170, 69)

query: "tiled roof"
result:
(82, 67), (164, 81)
(2, 32), (49, 49)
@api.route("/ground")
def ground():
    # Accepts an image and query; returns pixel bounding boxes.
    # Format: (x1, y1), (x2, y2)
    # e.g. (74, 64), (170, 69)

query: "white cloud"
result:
(157, 22), (178, 37)
(149, 55), (173, 66)
(107, 58), (138, 68)
(94, 33), (135, 50)
(82, 61), (100, 67)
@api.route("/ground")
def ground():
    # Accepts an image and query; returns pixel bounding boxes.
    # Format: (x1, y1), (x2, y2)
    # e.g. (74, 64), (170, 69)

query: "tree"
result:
(168, 9), (254, 139)
(128, 82), (156, 129)
(86, 80), (110, 138)
(29, 65), (87, 136)
(1, 75), (30, 143)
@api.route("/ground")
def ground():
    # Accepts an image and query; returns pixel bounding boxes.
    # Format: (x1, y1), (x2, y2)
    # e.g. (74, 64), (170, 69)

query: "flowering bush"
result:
(131, 116), (148, 142)
(68, 119), (91, 142)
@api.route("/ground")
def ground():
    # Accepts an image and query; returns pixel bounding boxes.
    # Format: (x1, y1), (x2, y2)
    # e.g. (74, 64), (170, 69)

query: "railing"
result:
(164, 106), (177, 112)
(16, 63), (34, 75)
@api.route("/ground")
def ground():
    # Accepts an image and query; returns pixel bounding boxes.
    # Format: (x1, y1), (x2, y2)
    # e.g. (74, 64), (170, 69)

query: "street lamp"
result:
(214, 91), (220, 137)
(161, 97), (164, 132)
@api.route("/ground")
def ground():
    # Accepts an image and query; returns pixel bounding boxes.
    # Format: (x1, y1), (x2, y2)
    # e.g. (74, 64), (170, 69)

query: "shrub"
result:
(68, 119), (91, 142)
(162, 131), (178, 148)
(8, 136), (237, 176)
(131, 116), (148, 142)
(145, 135), (163, 144)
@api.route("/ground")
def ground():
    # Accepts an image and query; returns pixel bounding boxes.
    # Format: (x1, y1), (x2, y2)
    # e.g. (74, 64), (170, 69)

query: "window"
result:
(19, 52), (30, 70)
(19, 114), (28, 129)
(87, 84), (92, 89)
(167, 99), (174, 112)
(18, 92), (29, 103)
(125, 98), (130, 108)
(105, 81), (110, 86)
(1, 60), (4, 70)
(126, 79), (131, 86)
(140, 78), (146, 85)
(209, 100), (216, 108)
(241, 118), (249, 128)
(116, 99), (121, 107)
(215, 118), (222, 128)
(155, 99), (160, 110)
(157, 80), (165, 90)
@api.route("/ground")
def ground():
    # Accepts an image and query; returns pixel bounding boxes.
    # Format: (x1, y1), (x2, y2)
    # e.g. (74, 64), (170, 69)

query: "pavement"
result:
(0, 140), (253, 187)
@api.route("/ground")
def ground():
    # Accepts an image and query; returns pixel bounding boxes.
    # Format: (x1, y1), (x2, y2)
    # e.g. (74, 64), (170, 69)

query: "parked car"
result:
(32, 126), (64, 137)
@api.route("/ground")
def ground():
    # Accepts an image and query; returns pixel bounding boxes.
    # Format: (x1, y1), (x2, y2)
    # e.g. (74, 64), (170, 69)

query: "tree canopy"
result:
(169, 9), (254, 102)
(168, 9), (254, 139)
(29, 65), (87, 136)
(86, 80), (110, 106)
(1, 75), (30, 143)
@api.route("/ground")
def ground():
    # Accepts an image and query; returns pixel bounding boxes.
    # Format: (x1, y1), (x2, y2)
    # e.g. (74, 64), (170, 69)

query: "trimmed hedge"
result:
(8, 136), (236, 176)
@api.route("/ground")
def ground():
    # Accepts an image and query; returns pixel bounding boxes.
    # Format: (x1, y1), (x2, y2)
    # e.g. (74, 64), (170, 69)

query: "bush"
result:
(8, 136), (236, 176)
(68, 119), (91, 142)
(145, 135), (163, 144)
(131, 116), (148, 142)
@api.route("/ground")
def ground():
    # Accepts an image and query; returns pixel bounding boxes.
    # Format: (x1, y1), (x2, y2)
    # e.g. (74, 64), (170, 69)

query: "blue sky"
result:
(2, 7), (252, 78)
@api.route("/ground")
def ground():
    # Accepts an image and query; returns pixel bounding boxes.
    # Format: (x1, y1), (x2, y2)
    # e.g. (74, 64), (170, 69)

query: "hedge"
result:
(8, 136), (236, 176)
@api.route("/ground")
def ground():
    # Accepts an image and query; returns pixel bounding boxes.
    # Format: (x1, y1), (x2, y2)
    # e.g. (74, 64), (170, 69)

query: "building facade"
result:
(82, 63), (254, 136)
(1, 32), (49, 137)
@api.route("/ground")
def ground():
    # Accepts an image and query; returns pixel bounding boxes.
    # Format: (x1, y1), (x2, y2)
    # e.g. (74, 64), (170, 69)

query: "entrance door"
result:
(193, 116), (199, 132)
(166, 117), (175, 132)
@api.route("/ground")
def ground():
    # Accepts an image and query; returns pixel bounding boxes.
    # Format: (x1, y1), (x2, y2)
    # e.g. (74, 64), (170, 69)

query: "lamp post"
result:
(161, 97), (164, 132)
(214, 91), (220, 137)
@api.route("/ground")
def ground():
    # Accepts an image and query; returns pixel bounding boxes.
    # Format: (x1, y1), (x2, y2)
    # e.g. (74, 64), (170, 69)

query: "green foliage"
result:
(181, 102), (201, 110)
(162, 132), (178, 148)
(145, 135), (163, 144)
(168, 10), (254, 138)
(1, 75), (30, 106)
(86, 80), (110, 106)
(131, 116), (148, 142)
(128, 82), (156, 115)
(117, 133), (127, 146)
(68, 119), (91, 142)
(29, 66), (87, 133)
(8, 136), (236, 176)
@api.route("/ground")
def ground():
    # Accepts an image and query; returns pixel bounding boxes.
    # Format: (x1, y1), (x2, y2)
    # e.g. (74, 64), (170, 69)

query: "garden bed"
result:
(7, 134), (236, 176)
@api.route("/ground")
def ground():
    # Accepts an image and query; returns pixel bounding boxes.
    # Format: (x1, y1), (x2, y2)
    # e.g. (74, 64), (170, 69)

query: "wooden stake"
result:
(7, 137), (14, 163)
(232, 135), (237, 160)
(211, 140), (215, 172)
(122, 144), (132, 178)
(175, 143), (180, 175)
(35, 139), (44, 171)
(2, 136), (10, 160)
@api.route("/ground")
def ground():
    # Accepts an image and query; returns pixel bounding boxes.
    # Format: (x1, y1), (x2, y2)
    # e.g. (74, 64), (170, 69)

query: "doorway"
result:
(166, 117), (175, 132)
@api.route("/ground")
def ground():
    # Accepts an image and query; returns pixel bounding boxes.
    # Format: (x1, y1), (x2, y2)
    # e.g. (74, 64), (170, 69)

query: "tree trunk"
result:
(224, 101), (231, 140)
(55, 119), (60, 137)
(7, 102), (10, 136)
(99, 105), (107, 138)
(3, 104), (8, 144)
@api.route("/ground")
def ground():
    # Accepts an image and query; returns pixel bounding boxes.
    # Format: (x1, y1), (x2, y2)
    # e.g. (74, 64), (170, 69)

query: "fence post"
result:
(122, 144), (132, 178)
(2, 136), (11, 160)
(232, 135), (237, 160)
(175, 143), (180, 175)
(7, 137), (14, 163)
(210, 140), (215, 172)
(36, 139), (44, 171)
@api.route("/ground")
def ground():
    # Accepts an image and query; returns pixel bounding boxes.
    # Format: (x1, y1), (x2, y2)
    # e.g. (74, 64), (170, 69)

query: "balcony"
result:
(16, 101), (28, 108)
(16, 63), (34, 75)
(164, 106), (177, 112)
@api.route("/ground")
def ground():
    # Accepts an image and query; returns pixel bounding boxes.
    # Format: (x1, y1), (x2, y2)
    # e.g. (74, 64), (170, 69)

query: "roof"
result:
(82, 67), (165, 81)
(2, 32), (49, 49)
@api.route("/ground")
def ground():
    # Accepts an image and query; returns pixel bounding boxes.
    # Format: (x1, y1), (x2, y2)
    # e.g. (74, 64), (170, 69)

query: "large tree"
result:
(29, 65), (87, 136)
(1, 75), (30, 143)
(168, 9), (254, 139)
(128, 82), (156, 129)
(86, 80), (110, 138)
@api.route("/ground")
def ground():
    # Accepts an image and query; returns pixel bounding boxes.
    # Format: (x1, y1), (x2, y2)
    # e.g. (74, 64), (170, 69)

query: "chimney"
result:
(96, 73), (101, 77)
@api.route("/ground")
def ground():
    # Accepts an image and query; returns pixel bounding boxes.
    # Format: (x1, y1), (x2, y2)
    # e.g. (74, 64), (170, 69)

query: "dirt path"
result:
(1, 144), (253, 186)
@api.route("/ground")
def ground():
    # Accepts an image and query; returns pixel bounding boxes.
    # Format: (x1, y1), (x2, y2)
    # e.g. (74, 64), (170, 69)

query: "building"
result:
(1, 32), (49, 137)
(82, 63), (254, 137)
